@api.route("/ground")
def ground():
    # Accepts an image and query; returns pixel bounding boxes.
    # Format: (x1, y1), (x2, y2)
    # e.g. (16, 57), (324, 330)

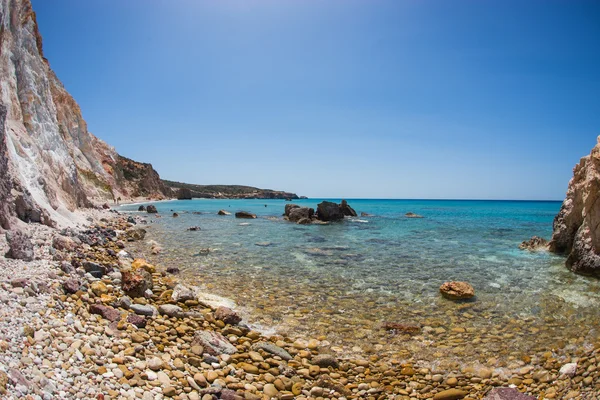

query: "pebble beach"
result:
(1, 210), (599, 400)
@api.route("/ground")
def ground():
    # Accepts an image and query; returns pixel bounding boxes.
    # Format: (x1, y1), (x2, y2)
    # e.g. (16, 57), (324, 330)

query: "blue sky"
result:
(32, 0), (600, 199)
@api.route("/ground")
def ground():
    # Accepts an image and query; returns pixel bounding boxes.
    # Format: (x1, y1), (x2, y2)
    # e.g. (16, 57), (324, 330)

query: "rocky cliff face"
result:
(0, 0), (168, 228)
(549, 136), (600, 276)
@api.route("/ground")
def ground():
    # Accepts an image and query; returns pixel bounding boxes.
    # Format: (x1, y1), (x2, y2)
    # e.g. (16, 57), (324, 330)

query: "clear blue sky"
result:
(32, 0), (600, 200)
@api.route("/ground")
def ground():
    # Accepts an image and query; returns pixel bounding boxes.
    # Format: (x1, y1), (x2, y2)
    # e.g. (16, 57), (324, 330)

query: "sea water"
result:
(120, 199), (600, 367)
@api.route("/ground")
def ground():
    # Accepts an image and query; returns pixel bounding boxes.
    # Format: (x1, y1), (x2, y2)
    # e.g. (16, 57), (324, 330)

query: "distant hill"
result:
(162, 180), (302, 200)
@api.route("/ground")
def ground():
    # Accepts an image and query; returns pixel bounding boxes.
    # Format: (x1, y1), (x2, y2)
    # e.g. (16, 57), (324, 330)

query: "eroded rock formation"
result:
(0, 0), (169, 227)
(549, 136), (600, 276)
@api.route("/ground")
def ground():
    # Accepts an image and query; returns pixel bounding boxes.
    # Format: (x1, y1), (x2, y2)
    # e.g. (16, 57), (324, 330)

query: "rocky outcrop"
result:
(0, 0), (169, 228)
(235, 211), (256, 219)
(339, 200), (357, 217)
(5, 230), (34, 261)
(176, 187), (192, 200)
(163, 180), (300, 200)
(549, 136), (600, 276)
(519, 236), (548, 251)
(316, 201), (345, 222)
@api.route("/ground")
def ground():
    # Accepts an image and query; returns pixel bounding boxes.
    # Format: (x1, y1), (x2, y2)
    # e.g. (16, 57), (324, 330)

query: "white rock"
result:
(559, 362), (577, 377)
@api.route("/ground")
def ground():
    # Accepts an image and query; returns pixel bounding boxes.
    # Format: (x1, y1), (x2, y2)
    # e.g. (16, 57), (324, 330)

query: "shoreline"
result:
(0, 210), (598, 399)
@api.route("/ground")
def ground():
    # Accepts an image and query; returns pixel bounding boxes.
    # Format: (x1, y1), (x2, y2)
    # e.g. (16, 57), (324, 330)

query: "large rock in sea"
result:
(549, 136), (600, 276)
(177, 188), (192, 200)
(439, 281), (475, 300)
(339, 199), (357, 217)
(146, 205), (158, 214)
(288, 207), (314, 223)
(235, 211), (256, 219)
(316, 201), (344, 221)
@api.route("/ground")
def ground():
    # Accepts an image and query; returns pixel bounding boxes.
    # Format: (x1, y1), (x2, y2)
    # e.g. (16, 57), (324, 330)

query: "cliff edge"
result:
(549, 136), (600, 276)
(0, 0), (168, 228)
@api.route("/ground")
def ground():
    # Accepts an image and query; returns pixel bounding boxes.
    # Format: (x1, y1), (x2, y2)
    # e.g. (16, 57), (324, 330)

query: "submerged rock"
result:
(482, 388), (536, 400)
(235, 211), (256, 219)
(549, 136), (600, 276)
(439, 281), (475, 300)
(405, 212), (424, 218)
(519, 236), (548, 251)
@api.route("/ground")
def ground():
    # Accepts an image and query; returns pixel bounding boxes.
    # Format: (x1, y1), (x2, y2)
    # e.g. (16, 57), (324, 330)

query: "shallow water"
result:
(121, 199), (600, 368)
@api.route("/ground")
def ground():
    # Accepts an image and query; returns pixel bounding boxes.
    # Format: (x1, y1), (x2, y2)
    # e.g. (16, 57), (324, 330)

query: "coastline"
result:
(0, 209), (598, 399)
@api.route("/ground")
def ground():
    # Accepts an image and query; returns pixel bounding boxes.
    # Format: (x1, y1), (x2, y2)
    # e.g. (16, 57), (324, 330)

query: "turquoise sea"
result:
(120, 199), (600, 368)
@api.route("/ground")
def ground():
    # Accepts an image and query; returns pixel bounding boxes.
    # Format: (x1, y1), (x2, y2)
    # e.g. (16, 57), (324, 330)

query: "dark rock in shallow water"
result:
(519, 236), (548, 251)
(340, 199), (357, 217)
(405, 212), (424, 218)
(125, 228), (146, 241)
(361, 212), (374, 217)
(483, 388), (536, 400)
(217, 209), (231, 215)
(288, 207), (314, 223)
(316, 201), (344, 221)
(382, 322), (421, 334)
(146, 205), (158, 213)
(284, 203), (300, 217)
(138, 205), (146, 211)
(166, 266), (180, 274)
(235, 211), (256, 219)
(187, 226), (200, 231)
(5, 230), (34, 261)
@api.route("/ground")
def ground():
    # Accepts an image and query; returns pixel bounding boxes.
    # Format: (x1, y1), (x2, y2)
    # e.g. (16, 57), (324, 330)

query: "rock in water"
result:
(5, 230), (34, 261)
(316, 201), (344, 221)
(550, 136), (600, 276)
(146, 205), (158, 213)
(177, 188), (192, 200)
(214, 306), (242, 325)
(192, 331), (237, 355)
(217, 209), (231, 215)
(482, 388), (536, 400)
(172, 284), (196, 302)
(284, 204), (300, 217)
(340, 199), (357, 217)
(519, 236), (548, 251)
(288, 207), (314, 223)
(405, 212), (424, 218)
(138, 205), (146, 211)
(235, 211), (256, 219)
(439, 281), (475, 300)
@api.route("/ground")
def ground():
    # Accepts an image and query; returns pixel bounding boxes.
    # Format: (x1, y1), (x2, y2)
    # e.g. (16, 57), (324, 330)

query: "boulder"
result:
(217, 210), (231, 216)
(439, 281), (475, 300)
(316, 201), (344, 222)
(519, 236), (548, 251)
(482, 388), (536, 400)
(549, 136), (600, 276)
(89, 304), (121, 322)
(5, 230), (34, 261)
(339, 199), (357, 217)
(214, 306), (242, 325)
(288, 207), (314, 223)
(177, 188), (193, 200)
(192, 331), (237, 355)
(146, 205), (158, 214)
(172, 284), (196, 303)
(138, 205), (146, 211)
(235, 211), (256, 219)
(52, 235), (76, 251)
(121, 270), (149, 298)
(284, 204), (300, 217)
(172, 212), (179, 217)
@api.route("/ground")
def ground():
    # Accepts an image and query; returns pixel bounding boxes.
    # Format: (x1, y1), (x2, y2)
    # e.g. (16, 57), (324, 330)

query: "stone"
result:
(146, 205), (158, 213)
(187, 226), (201, 231)
(440, 281), (475, 300)
(253, 342), (292, 361)
(519, 236), (548, 251)
(559, 362), (577, 377)
(339, 199), (357, 217)
(147, 357), (163, 371)
(166, 266), (180, 274)
(549, 136), (600, 276)
(63, 278), (81, 294)
(172, 284), (196, 303)
(218, 210), (231, 215)
(482, 388), (536, 400)
(138, 205), (146, 211)
(130, 304), (156, 316)
(316, 201), (344, 221)
(89, 304), (121, 322)
(125, 228), (146, 241)
(158, 304), (184, 318)
(5, 230), (34, 261)
(91, 281), (108, 296)
(382, 322), (421, 333)
(312, 354), (339, 368)
(121, 270), (149, 298)
(60, 261), (75, 274)
(433, 389), (469, 400)
(83, 261), (106, 278)
(288, 207), (314, 223)
(235, 211), (256, 219)
(52, 235), (76, 251)
(214, 306), (241, 325)
(263, 383), (279, 397)
(192, 331), (237, 355)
